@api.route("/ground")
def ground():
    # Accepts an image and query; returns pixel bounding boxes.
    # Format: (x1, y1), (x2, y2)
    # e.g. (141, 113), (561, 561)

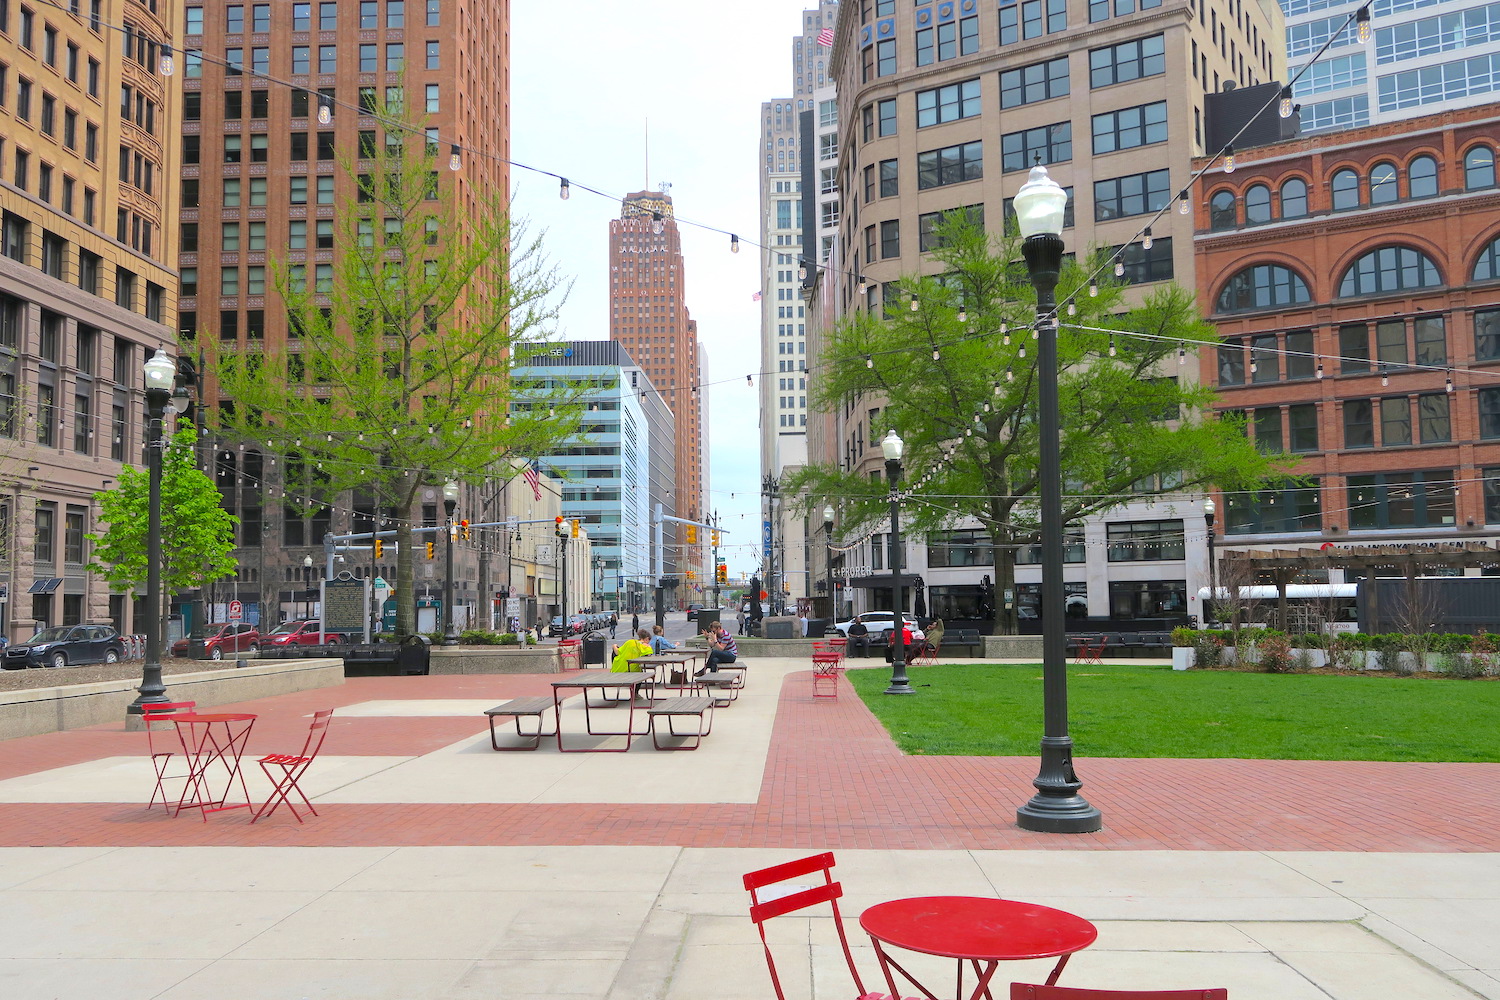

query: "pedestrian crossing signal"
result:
(425, 541), (435, 559)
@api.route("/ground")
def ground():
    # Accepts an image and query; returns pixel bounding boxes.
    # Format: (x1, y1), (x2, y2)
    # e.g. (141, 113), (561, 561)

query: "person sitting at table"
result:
(884, 620), (919, 663)
(649, 624), (676, 655)
(610, 628), (654, 672)
(701, 621), (737, 675)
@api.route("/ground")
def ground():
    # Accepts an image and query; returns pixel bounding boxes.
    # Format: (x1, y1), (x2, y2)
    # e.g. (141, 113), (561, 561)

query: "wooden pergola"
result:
(1219, 542), (1500, 630)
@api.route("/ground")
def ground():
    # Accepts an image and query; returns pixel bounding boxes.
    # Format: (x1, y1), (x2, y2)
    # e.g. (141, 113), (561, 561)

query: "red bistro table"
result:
(860, 896), (1097, 1000)
(171, 713), (258, 820)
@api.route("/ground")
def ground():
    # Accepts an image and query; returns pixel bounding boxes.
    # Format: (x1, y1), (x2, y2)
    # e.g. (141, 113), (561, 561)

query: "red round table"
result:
(172, 712), (258, 820)
(860, 896), (1097, 999)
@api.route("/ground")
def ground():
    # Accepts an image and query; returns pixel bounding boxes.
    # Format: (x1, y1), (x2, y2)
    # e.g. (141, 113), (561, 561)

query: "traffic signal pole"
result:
(711, 509), (721, 611)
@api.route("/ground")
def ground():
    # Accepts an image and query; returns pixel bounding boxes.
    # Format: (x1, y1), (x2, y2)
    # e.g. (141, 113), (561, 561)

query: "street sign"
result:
(228, 600), (243, 621)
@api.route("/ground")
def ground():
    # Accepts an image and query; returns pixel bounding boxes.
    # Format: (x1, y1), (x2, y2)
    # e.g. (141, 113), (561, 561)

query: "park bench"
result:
(341, 635), (431, 676)
(1114, 631), (1174, 658)
(482, 696), (557, 751)
(647, 696), (715, 750)
(694, 671), (741, 706)
(943, 629), (985, 657)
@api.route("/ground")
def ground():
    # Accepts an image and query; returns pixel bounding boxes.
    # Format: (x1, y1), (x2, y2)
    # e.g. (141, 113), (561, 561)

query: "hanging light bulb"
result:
(1088, 280), (1098, 297)
(317, 95), (332, 125)
(559, 177), (571, 200)
(1279, 87), (1294, 118)
(1356, 4), (1372, 44)
(1447, 373), (1455, 393)
(730, 234), (740, 253)
(158, 44), (175, 76)
(865, 354), (874, 369)
(1000, 321), (1009, 335)
(1178, 342), (1186, 364)
(957, 307), (968, 323)
(1316, 363), (1325, 379)
(1108, 336), (1117, 357)
(1003, 331), (1011, 346)
(1005, 366), (1014, 383)
(910, 294), (920, 312)
(1142, 227), (1153, 250)
(1223, 145), (1237, 173)
(932, 348), (941, 361)
(1250, 357), (1258, 375)
(1178, 190), (1191, 215)
(1114, 260), (1125, 277)
(1066, 301), (1076, 316)
(1380, 366), (1389, 387)
(858, 274), (869, 294)
(1018, 344), (1027, 358)
(651, 211), (665, 235)
(993, 381), (1002, 395)
(448, 145), (462, 171)
(798, 259), (809, 280)
(746, 373), (753, 386)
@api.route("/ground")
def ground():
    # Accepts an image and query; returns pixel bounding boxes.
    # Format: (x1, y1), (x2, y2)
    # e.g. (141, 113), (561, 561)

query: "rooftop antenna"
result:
(644, 117), (649, 190)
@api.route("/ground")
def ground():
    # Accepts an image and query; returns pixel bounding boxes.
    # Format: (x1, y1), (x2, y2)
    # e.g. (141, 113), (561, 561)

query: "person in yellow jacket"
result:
(610, 628), (655, 672)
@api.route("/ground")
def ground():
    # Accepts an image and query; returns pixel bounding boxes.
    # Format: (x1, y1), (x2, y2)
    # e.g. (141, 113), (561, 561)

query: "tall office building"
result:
(811, 0), (1286, 624)
(1283, 0), (1500, 133)
(0, 0), (181, 637)
(511, 340), (675, 613)
(608, 189), (707, 589)
(178, 0), (508, 624)
(758, 0), (841, 611)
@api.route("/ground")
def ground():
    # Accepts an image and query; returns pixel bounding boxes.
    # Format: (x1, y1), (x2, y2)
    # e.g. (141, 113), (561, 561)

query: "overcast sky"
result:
(511, 0), (819, 577)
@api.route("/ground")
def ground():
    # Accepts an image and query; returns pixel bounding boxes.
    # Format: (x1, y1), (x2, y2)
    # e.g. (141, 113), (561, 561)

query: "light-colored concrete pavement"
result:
(0, 657), (1496, 998)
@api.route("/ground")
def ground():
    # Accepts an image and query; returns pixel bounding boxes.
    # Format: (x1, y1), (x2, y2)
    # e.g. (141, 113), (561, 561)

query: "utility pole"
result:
(711, 509), (721, 611)
(762, 474), (779, 616)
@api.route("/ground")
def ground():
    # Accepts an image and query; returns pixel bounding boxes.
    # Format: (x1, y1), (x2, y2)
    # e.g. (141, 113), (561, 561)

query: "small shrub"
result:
(1327, 633), (1362, 671)
(1192, 631), (1225, 668)
(1292, 646), (1317, 672)
(1469, 630), (1500, 677)
(1171, 627), (1196, 648)
(1258, 633), (1294, 673)
(1369, 633), (1412, 675)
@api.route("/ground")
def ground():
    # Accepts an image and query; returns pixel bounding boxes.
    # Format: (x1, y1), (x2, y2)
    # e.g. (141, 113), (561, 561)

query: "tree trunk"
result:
(394, 499), (416, 637)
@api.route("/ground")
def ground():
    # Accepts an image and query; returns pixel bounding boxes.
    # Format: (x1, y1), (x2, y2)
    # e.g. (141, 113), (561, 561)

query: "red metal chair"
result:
(909, 640), (939, 667)
(251, 709), (334, 823)
(744, 853), (914, 1000)
(1011, 985), (1227, 999)
(812, 651), (844, 698)
(141, 701), (198, 811)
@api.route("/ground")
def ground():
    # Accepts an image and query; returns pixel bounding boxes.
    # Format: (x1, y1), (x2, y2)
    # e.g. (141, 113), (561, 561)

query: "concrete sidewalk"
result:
(0, 657), (1495, 998)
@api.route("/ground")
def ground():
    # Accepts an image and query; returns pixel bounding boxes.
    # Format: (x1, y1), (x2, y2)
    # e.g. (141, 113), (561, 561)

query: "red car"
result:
(265, 619), (344, 646)
(170, 623), (261, 660)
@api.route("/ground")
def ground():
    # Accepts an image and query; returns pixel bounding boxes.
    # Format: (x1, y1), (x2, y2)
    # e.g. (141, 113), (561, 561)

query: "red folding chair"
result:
(909, 640), (939, 667)
(812, 651), (844, 698)
(828, 636), (848, 663)
(1011, 986), (1227, 999)
(744, 853), (915, 1000)
(141, 701), (198, 811)
(251, 709), (333, 823)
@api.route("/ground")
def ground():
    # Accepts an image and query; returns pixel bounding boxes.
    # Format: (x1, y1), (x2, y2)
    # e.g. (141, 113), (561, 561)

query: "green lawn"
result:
(846, 662), (1500, 762)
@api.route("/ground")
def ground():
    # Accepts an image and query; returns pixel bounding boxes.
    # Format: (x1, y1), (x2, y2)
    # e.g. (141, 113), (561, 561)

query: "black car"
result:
(3, 624), (126, 669)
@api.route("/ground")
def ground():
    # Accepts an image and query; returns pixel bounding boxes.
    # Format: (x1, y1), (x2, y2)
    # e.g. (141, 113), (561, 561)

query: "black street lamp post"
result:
(126, 349), (179, 724)
(1013, 164), (1103, 834)
(556, 516), (570, 635)
(302, 555), (313, 621)
(442, 480), (460, 645)
(823, 504), (836, 624)
(880, 430), (914, 696)
(1204, 498), (1217, 626)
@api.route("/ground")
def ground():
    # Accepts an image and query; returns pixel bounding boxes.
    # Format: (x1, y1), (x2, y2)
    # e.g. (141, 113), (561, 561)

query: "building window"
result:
(1094, 168), (1168, 221)
(1338, 246), (1442, 297)
(1343, 398), (1374, 449)
(1465, 145), (1496, 190)
(1244, 184), (1272, 225)
(879, 158), (898, 198)
(1092, 101), (1167, 154)
(919, 205), (984, 251)
(1419, 393), (1451, 443)
(1110, 237), (1173, 284)
(1281, 177), (1308, 218)
(879, 219), (900, 259)
(1253, 408), (1282, 452)
(1381, 396), (1411, 447)
(1000, 0), (1067, 44)
(1089, 34), (1164, 88)
(916, 140), (983, 190)
(1208, 189), (1236, 230)
(915, 79), (980, 128)
(1001, 57), (1068, 108)
(1347, 471), (1455, 529)
(1090, 0), (1163, 22)
(34, 503), (56, 563)
(876, 38), (895, 77)
(1001, 121), (1070, 171)
(1225, 479), (1322, 534)
(1288, 403), (1319, 452)
(1476, 308), (1500, 360)
(1339, 323), (1371, 373)
(1331, 167), (1360, 210)
(1216, 265), (1312, 313)
(1369, 161), (1399, 204)
(1217, 341), (1244, 386)
(1106, 519), (1184, 561)
(1474, 236), (1500, 281)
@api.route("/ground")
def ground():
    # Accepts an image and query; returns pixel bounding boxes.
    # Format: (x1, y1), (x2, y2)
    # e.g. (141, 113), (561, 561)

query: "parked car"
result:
(3, 624), (126, 669)
(265, 620), (344, 646)
(170, 622), (261, 660)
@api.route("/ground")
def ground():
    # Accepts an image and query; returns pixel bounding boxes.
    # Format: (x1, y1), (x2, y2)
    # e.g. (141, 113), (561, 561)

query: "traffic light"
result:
(711, 530), (721, 547)
(374, 539), (384, 559)
(571, 518), (580, 538)
(717, 564), (728, 584)
(460, 519), (470, 540)
(425, 540), (435, 559)
(686, 525), (697, 544)
(686, 569), (696, 581)
(555, 515), (566, 537)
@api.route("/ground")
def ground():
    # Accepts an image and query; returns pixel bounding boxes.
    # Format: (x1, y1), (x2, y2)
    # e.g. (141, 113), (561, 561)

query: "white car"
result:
(833, 612), (923, 641)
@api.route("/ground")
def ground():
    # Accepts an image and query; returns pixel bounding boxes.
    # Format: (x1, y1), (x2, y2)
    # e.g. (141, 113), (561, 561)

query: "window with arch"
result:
(1331, 168), (1360, 210)
(1369, 162), (1398, 205)
(1216, 264), (1312, 312)
(1409, 155), (1438, 199)
(1209, 189), (1236, 230)
(1466, 146), (1496, 190)
(1475, 235), (1500, 282)
(1338, 246), (1441, 297)
(1244, 184), (1272, 225)
(1280, 177), (1308, 218)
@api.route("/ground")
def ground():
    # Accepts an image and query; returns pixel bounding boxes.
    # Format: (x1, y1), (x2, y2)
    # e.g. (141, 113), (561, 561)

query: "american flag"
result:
(522, 462), (542, 501)
(751, 291), (762, 301)
(816, 27), (834, 46)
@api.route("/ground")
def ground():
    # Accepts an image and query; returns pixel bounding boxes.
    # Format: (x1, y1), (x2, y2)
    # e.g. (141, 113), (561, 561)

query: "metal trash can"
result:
(396, 634), (431, 675)
(582, 631), (607, 668)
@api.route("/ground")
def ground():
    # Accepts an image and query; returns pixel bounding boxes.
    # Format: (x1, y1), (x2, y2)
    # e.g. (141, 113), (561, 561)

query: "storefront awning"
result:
(847, 574), (922, 590)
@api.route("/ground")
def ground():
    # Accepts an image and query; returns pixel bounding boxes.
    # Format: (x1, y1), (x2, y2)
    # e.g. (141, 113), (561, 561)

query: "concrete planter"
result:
(2, 658), (345, 740)
(427, 645), (564, 674)
(1172, 647), (1194, 671)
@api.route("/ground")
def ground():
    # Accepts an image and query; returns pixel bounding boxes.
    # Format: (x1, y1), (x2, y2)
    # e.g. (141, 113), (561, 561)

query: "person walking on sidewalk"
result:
(631, 612), (640, 634)
(609, 612), (618, 638)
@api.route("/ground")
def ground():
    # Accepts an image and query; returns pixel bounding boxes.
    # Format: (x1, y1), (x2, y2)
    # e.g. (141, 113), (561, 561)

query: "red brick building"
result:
(1193, 102), (1500, 563)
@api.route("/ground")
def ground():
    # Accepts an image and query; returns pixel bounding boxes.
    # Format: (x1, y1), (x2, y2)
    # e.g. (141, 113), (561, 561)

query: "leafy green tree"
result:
(788, 215), (1290, 634)
(88, 426), (239, 596)
(210, 95), (585, 635)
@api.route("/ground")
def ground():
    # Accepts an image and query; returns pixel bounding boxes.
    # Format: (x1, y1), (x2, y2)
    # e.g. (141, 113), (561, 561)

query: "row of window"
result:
(1208, 146), (1496, 230)
(184, 0), (438, 35)
(0, 212), (163, 319)
(1216, 237), (1500, 312)
(182, 84), (440, 121)
(188, 39), (438, 77)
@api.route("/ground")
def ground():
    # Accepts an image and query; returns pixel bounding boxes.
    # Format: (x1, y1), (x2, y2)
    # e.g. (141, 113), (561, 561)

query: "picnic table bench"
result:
(694, 671), (741, 706)
(483, 696), (557, 751)
(648, 696), (715, 750)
